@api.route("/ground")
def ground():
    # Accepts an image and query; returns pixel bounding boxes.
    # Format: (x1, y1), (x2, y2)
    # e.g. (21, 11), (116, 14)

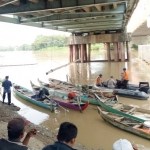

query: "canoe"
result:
(37, 79), (117, 105)
(94, 84), (149, 100)
(30, 81), (89, 112)
(95, 94), (150, 122)
(97, 107), (150, 140)
(48, 78), (114, 94)
(13, 84), (57, 112)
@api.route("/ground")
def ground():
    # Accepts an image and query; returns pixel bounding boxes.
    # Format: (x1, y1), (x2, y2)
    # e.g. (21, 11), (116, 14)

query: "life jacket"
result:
(68, 92), (76, 99)
(123, 70), (129, 80)
(95, 76), (102, 85)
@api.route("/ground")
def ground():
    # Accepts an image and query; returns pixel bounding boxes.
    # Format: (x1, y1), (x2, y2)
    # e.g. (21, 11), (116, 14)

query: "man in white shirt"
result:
(107, 76), (116, 88)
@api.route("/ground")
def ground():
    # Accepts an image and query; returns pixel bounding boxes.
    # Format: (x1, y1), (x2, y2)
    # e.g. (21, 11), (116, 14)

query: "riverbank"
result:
(0, 101), (94, 150)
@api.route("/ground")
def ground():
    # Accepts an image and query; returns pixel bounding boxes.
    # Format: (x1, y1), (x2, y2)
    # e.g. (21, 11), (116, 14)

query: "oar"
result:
(77, 96), (82, 113)
(45, 95), (69, 113)
(46, 59), (80, 75)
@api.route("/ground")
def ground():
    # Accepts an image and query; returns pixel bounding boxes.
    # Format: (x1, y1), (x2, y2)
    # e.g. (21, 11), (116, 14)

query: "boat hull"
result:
(13, 85), (56, 112)
(98, 108), (150, 140)
(38, 79), (101, 105)
(94, 84), (149, 100)
(95, 94), (150, 122)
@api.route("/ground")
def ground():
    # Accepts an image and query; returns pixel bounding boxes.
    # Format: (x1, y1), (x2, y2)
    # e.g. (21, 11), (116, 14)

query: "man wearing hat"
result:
(0, 117), (37, 150)
(122, 68), (130, 89)
(95, 74), (103, 86)
(2, 76), (12, 105)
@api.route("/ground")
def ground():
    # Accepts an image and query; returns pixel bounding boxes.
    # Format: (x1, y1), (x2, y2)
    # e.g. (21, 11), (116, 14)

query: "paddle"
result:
(76, 96), (82, 113)
(45, 95), (69, 113)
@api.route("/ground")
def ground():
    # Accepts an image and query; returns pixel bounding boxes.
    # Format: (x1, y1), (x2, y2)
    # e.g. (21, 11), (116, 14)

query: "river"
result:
(0, 49), (150, 150)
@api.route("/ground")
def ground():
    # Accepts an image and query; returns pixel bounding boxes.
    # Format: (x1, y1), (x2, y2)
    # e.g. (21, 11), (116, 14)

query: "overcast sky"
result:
(0, 22), (70, 47)
(0, 0), (149, 47)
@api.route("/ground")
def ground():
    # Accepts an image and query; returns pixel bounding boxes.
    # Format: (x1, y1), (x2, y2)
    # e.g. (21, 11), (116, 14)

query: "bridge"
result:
(0, 0), (139, 63)
(128, 0), (150, 46)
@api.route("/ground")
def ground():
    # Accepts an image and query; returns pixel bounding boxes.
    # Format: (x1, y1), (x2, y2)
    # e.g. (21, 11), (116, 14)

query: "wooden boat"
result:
(13, 84), (57, 112)
(30, 81), (89, 112)
(37, 79), (117, 105)
(94, 84), (149, 100)
(97, 107), (150, 140)
(95, 94), (150, 122)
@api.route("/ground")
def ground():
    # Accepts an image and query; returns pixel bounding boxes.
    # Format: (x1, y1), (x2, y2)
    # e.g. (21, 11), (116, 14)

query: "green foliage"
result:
(31, 35), (67, 51)
(0, 46), (14, 51)
(18, 44), (31, 51)
(131, 44), (138, 50)
(91, 43), (104, 50)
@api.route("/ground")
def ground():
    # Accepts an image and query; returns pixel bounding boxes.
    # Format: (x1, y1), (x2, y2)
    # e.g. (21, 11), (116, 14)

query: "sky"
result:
(0, 0), (150, 47)
(0, 22), (70, 47)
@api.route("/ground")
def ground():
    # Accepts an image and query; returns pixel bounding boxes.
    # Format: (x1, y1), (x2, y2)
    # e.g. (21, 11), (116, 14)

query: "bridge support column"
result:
(84, 44), (87, 62)
(68, 45), (73, 62)
(87, 44), (91, 62)
(77, 45), (79, 59)
(126, 41), (130, 61)
(104, 43), (107, 50)
(73, 45), (78, 61)
(120, 42), (125, 62)
(81, 44), (85, 63)
(106, 42), (111, 61)
(118, 42), (121, 60)
(114, 42), (119, 61)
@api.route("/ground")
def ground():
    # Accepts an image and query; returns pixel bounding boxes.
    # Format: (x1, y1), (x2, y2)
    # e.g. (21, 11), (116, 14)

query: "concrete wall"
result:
(138, 45), (150, 64)
(130, 36), (150, 48)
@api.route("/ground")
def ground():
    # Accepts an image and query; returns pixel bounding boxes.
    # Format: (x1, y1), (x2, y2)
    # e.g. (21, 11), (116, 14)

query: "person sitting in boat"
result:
(116, 73), (124, 88)
(95, 74), (103, 86)
(32, 88), (50, 101)
(107, 76), (116, 88)
(66, 92), (76, 103)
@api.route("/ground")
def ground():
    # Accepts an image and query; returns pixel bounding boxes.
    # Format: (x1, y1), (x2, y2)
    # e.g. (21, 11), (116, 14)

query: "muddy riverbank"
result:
(0, 101), (95, 150)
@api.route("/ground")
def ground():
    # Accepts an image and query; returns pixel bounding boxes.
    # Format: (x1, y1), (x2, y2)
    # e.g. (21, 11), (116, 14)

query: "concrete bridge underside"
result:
(0, 0), (139, 63)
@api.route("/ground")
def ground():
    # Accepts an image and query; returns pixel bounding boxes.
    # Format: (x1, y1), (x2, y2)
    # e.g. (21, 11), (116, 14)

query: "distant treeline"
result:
(0, 35), (105, 51)
(0, 35), (67, 51)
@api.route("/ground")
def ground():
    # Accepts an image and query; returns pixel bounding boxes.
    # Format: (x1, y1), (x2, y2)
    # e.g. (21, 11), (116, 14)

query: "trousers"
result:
(3, 92), (11, 105)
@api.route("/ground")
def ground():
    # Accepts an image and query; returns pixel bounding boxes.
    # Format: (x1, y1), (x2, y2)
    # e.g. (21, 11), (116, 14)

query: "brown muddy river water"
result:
(0, 50), (150, 150)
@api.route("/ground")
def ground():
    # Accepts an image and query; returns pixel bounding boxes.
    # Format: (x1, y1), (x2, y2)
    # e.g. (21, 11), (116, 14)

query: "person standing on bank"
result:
(95, 74), (103, 86)
(42, 122), (78, 150)
(2, 76), (12, 105)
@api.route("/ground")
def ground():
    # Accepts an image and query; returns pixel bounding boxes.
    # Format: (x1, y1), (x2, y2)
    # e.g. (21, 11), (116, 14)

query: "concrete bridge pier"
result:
(126, 41), (130, 61)
(106, 42), (111, 61)
(68, 45), (73, 62)
(68, 33), (131, 63)
(87, 44), (91, 62)
(120, 42), (125, 62)
(113, 42), (119, 61)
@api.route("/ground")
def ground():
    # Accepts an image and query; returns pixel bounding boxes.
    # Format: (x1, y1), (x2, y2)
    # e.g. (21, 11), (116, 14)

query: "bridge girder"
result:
(0, 0), (139, 34)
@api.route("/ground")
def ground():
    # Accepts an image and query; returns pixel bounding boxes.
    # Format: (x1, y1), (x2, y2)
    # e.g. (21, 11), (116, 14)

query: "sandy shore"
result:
(0, 102), (94, 150)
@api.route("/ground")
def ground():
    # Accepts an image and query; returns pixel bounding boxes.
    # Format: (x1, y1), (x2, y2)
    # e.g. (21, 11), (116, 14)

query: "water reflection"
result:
(0, 50), (150, 149)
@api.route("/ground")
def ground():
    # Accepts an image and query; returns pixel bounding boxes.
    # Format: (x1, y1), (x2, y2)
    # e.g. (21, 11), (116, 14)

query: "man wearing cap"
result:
(122, 68), (130, 89)
(95, 74), (103, 86)
(2, 76), (12, 105)
(0, 117), (37, 150)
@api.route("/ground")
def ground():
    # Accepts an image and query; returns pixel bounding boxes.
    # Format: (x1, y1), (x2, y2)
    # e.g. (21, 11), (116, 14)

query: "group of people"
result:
(95, 68), (130, 89)
(0, 117), (138, 150)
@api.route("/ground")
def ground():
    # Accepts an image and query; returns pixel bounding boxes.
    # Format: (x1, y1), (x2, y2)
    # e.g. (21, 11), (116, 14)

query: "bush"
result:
(131, 44), (138, 50)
